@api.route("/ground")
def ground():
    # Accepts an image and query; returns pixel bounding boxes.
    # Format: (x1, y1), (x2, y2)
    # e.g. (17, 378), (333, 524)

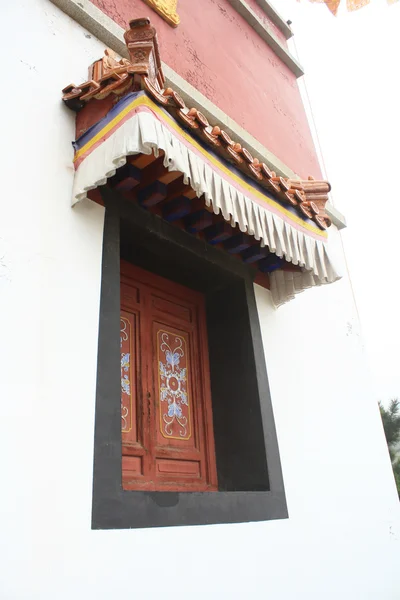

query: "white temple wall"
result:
(0, 1), (399, 598)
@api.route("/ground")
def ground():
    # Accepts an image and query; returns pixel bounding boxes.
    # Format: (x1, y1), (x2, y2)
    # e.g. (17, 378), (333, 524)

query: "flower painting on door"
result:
(120, 315), (133, 432)
(158, 330), (192, 440)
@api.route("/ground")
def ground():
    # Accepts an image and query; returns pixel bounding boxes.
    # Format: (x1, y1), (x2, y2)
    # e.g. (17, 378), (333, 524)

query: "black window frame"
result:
(92, 188), (288, 529)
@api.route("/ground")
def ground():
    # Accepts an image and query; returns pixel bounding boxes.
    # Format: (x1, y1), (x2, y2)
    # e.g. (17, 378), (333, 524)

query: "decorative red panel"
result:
(156, 459), (200, 479)
(157, 329), (192, 441)
(120, 260), (218, 492)
(122, 456), (142, 478)
(152, 295), (192, 323)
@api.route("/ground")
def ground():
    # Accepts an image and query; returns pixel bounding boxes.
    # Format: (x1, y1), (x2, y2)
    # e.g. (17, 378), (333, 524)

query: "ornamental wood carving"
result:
(142, 0), (180, 27)
(124, 18), (159, 86)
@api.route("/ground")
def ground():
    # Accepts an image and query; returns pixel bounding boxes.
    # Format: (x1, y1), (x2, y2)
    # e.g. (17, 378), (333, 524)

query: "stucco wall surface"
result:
(0, 2), (399, 599)
(241, 0), (289, 44)
(90, 0), (322, 179)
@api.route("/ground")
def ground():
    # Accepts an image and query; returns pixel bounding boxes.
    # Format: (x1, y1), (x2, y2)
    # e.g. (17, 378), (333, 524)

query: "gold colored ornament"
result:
(142, 0), (180, 27)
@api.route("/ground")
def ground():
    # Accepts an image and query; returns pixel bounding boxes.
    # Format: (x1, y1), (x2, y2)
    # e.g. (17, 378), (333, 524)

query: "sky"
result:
(273, 0), (400, 403)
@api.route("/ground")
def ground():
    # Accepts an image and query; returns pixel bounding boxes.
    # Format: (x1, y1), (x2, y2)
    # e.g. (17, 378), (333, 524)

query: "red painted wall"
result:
(92, 0), (322, 178)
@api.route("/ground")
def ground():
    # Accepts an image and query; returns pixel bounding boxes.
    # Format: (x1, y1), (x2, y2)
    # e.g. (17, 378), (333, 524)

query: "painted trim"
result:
(226, 0), (304, 77)
(256, 0), (293, 40)
(326, 202), (347, 230)
(50, 0), (298, 178)
(74, 92), (326, 239)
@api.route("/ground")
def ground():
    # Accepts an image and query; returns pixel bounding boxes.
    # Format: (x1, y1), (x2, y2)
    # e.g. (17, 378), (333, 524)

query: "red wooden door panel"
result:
(120, 261), (218, 492)
(120, 276), (151, 487)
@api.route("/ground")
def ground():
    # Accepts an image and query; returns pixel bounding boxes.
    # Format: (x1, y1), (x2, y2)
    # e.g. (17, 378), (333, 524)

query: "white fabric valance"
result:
(72, 93), (341, 306)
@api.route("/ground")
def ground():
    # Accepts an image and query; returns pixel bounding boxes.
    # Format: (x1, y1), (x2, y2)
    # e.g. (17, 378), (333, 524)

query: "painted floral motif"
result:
(120, 317), (132, 431)
(158, 331), (190, 439)
(121, 353), (131, 396)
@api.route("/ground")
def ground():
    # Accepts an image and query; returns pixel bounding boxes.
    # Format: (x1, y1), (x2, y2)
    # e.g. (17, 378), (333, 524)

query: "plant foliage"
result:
(379, 399), (400, 499)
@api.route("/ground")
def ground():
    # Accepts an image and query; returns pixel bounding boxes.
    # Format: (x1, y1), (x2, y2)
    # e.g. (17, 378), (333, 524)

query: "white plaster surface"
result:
(274, 0), (400, 402)
(0, 1), (399, 599)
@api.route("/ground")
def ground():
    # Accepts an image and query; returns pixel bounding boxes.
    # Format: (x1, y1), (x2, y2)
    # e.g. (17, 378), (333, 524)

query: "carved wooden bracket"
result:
(142, 0), (180, 27)
(124, 18), (165, 89)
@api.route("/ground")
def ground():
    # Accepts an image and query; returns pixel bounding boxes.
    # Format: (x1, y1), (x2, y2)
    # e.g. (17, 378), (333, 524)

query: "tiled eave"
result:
(62, 18), (332, 231)
(140, 77), (330, 228)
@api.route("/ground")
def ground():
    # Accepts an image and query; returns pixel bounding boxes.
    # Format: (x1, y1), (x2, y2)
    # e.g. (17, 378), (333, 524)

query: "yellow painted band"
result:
(75, 94), (326, 238)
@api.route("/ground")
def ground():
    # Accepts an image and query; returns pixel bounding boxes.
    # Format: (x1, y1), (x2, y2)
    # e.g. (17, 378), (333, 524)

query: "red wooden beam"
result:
(162, 196), (192, 221)
(111, 164), (141, 192)
(241, 245), (269, 264)
(254, 272), (270, 290)
(165, 177), (197, 202)
(224, 233), (252, 254)
(184, 210), (213, 233)
(258, 255), (283, 273)
(138, 180), (167, 207)
(204, 222), (233, 245)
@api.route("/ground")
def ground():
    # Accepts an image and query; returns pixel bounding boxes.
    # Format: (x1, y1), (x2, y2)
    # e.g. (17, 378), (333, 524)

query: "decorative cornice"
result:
(62, 18), (164, 110)
(255, 0), (293, 40)
(62, 19), (331, 230)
